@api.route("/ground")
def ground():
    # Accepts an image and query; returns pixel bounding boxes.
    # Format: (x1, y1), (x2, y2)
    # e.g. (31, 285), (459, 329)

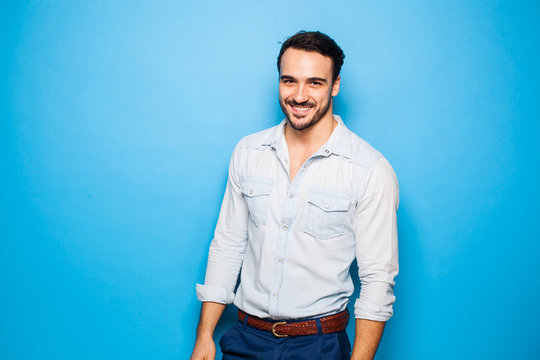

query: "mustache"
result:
(287, 99), (315, 107)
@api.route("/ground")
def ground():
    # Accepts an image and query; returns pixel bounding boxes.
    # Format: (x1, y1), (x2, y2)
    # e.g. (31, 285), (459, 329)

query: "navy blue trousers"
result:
(219, 319), (351, 360)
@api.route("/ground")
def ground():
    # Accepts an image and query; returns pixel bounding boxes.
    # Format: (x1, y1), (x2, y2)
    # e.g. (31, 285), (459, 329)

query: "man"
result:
(190, 31), (399, 360)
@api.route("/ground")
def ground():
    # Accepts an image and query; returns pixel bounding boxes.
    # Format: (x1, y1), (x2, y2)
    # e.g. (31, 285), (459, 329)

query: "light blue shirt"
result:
(196, 115), (399, 321)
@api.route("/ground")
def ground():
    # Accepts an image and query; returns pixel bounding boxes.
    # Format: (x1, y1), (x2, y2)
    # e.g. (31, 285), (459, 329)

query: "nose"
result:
(293, 84), (309, 103)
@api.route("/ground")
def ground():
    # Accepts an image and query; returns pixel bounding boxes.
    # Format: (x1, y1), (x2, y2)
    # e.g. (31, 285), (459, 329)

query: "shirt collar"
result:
(324, 115), (352, 159)
(260, 119), (287, 149)
(262, 115), (351, 159)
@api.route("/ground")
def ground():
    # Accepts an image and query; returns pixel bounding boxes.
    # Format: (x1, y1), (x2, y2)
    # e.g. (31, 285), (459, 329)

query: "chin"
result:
(288, 115), (317, 131)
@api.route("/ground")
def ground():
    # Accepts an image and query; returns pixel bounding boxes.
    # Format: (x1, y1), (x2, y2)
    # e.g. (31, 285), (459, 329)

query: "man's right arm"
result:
(191, 143), (249, 359)
(190, 302), (226, 360)
(196, 143), (249, 304)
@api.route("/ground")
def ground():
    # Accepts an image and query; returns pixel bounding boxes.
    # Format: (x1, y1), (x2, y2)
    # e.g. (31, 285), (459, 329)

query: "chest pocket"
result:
(304, 188), (351, 239)
(240, 177), (273, 227)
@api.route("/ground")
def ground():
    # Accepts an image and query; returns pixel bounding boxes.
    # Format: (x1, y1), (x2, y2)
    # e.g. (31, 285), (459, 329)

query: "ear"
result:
(331, 75), (341, 97)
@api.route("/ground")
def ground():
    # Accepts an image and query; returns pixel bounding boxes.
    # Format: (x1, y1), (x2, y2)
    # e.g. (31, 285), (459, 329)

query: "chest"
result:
(239, 153), (359, 241)
(288, 147), (317, 182)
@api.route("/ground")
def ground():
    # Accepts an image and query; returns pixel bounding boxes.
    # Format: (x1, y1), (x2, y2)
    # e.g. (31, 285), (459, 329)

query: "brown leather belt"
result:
(238, 309), (349, 337)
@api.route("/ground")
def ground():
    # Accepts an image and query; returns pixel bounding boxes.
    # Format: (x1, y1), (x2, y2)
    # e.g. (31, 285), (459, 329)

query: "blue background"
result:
(2, 1), (539, 359)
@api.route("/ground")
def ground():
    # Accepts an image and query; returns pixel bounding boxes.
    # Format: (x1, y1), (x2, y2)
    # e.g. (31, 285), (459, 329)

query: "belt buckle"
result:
(272, 321), (288, 337)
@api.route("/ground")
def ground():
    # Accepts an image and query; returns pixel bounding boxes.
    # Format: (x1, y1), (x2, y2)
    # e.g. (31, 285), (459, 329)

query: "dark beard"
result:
(280, 99), (332, 131)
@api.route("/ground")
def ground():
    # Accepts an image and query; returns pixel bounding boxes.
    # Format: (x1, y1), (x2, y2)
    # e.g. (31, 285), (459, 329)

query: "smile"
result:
(289, 103), (314, 116)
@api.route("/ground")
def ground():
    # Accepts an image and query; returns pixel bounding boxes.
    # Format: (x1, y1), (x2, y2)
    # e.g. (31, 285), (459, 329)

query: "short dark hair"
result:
(277, 31), (345, 81)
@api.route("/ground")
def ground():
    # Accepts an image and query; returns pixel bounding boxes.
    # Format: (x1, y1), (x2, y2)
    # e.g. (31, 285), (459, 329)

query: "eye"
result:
(310, 81), (322, 86)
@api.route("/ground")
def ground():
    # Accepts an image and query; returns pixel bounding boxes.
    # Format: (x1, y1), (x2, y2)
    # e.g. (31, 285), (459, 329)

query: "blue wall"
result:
(2, 1), (539, 359)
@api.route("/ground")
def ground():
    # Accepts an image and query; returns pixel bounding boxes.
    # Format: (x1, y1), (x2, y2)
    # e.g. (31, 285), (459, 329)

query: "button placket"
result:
(269, 153), (314, 317)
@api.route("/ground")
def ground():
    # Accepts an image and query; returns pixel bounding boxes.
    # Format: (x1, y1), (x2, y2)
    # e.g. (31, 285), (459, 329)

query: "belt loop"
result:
(316, 318), (323, 335)
(243, 313), (248, 325)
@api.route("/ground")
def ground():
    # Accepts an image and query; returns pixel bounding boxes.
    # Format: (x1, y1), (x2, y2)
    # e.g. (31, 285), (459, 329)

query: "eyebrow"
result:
(307, 77), (328, 84)
(280, 75), (329, 84)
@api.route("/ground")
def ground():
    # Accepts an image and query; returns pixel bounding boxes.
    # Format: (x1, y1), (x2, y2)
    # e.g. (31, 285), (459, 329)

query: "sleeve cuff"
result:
(354, 298), (393, 322)
(196, 283), (235, 304)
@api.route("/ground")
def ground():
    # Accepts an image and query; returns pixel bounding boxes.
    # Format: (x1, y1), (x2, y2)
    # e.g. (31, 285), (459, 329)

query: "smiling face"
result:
(278, 48), (340, 131)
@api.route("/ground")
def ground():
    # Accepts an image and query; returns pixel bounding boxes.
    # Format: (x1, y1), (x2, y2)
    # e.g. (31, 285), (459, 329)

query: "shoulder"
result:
(342, 125), (384, 170)
(338, 123), (398, 191)
(235, 123), (282, 150)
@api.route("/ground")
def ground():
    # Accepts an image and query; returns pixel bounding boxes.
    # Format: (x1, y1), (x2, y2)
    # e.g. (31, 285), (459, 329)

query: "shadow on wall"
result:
(344, 202), (419, 359)
(379, 204), (420, 359)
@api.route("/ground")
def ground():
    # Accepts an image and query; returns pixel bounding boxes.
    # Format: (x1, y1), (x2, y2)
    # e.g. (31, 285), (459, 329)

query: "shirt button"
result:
(273, 293), (278, 298)
(324, 149), (330, 154)
(288, 194), (294, 198)
(325, 204), (330, 209)
(284, 159), (288, 164)
(249, 189), (254, 195)
(278, 258), (284, 263)
(282, 225), (288, 231)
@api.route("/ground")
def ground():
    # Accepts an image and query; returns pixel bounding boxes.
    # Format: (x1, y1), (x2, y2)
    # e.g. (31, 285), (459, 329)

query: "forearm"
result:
(351, 318), (386, 360)
(196, 302), (226, 337)
(190, 302), (226, 360)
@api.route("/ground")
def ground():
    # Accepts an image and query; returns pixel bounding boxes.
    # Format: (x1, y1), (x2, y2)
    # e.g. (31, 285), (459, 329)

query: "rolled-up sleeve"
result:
(195, 144), (249, 304)
(353, 157), (399, 321)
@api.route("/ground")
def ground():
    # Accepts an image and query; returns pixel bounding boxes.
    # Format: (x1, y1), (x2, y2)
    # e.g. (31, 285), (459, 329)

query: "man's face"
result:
(279, 48), (340, 131)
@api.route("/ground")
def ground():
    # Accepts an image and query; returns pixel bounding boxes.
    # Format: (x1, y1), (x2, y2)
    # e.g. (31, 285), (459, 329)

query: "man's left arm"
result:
(351, 319), (385, 360)
(352, 157), (399, 360)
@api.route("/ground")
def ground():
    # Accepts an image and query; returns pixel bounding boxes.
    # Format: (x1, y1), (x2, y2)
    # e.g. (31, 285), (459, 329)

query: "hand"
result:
(190, 335), (216, 360)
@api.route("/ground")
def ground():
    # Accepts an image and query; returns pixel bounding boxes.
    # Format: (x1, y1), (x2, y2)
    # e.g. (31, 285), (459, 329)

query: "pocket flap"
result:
(240, 177), (273, 197)
(308, 190), (350, 212)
